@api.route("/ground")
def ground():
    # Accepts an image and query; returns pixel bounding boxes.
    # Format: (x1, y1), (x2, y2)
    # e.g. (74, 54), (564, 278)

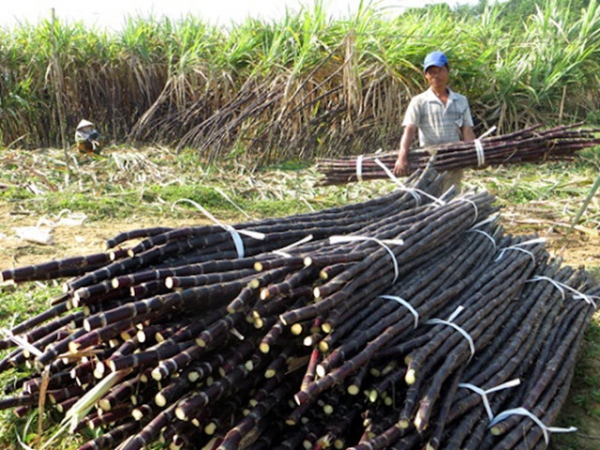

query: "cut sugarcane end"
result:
(175, 407), (189, 421)
(398, 418), (411, 429)
(204, 422), (217, 435)
(155, 393), (167, 408)
(367, 390), (378, 403)
(347, 385), (360, 396)
(316, 364), (326, 378)
(259, 342), (270, 354)
(98, 398), (112, 412)
(68, 342), (81, 354)
(132, 408), (145, 421)
(405, 369), (416, 385)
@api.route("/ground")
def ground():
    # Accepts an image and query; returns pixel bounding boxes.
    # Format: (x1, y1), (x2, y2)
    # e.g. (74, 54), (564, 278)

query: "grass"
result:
(0, 145), (599, 449)
(2, 0), (600, 159)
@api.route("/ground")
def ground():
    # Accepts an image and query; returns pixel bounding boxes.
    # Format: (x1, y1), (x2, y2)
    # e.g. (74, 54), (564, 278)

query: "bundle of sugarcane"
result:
(315, 123), (600, 186)
(0, 169), (597, 450)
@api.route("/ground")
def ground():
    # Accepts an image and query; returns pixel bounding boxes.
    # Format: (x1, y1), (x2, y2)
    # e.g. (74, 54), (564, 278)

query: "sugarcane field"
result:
(1, 1), (600, 450)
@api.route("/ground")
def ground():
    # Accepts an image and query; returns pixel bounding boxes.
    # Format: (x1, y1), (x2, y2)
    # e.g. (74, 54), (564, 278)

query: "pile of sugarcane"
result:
(0, 169), (598, 450)
(315, 123), (600, 185)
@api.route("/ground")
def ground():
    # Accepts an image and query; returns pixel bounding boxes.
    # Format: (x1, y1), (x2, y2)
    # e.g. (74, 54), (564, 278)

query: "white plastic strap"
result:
(466, 216), (498, 248)
(478, 125), (497, 140)
(373, 158), (446, 207)
(172, 199), (265, 258)
(378, 295), (419, 329)
(272, 235), (314, 258)
(473, 126), (496, 168)
(330, 235), (404, 284)
(468, 230), (497, 249)
(373, 158), (421, 204)
(455, 198), (479, 223)
(489, 407), (577, 445)
(474, 139), (485, 167)
(495, 238), (546, 263)
(356, 155), (364, 182)
(459, 379), (521, 421)
(528, 276), (598, 309)
(426, 306), (475, 360)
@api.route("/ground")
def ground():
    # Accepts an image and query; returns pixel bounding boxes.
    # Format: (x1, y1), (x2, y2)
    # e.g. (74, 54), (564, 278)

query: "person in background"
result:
(394, 51), (475, 192)
(75, 119), (104, 154)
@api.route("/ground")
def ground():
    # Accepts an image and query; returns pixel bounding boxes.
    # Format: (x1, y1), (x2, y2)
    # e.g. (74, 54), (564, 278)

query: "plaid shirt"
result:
(402, 88), (474, 147)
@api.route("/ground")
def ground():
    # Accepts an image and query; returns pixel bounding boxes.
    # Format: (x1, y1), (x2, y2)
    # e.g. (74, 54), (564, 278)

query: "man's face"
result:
(425, 65), (449, 90)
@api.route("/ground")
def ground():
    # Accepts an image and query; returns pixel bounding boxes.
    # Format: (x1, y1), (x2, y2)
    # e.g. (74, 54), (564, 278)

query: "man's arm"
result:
(462, 125), (476, 142)
(394, 125), (417, 177)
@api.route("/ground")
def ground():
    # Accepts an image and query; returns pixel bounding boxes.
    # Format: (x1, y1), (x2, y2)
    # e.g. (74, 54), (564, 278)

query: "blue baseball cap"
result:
(423, 51), (449, 71)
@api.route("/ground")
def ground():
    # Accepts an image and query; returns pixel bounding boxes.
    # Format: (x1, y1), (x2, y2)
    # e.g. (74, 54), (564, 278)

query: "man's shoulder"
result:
(408, 90), (434, 108)
(412, 89), (434, 101)
(448, 89), (469, 103)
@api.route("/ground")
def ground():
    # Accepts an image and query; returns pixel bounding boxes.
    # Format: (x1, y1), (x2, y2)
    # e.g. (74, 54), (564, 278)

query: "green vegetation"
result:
(2, 0), (600, 162)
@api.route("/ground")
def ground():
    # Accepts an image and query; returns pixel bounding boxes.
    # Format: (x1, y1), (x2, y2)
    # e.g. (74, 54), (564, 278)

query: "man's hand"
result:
(394, 154), (409, 177)
(394, 125), (416, 177)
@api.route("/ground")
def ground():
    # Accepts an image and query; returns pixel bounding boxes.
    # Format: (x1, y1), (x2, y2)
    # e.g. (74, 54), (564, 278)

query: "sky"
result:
(2, 0), (475, 30)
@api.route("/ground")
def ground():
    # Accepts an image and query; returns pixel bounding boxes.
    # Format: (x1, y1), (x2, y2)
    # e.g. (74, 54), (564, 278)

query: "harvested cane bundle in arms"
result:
(0, 168), (598, 450)
(316, 123), (600, 185)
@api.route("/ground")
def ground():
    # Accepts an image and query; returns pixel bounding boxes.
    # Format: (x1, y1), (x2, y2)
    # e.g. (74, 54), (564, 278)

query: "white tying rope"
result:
(479, 125), (497, 139)
(474, 139), (486, 167)
(489, 407), (577, 445)
(459, 379), (521, 421)
(466, 216), (499, 249)
(467, 229), (497, 249)
(329, 235), (404, 284)
(495, 238), (546, 263)
(453, 197), (479, 225)
(373, 158), (446, 207)
(378, 295), (419, 329)
(272, 235), (314, 258)
(356, 155), (364, 182)
(528, 275), (598, 309)
(426, 306), (475, 361)
(473, 126), (496, 167)
(171, 199), (265, 259)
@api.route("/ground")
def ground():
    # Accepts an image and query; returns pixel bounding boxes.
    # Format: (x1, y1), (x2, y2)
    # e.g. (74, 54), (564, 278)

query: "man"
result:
(75, 119), (105, 154)
(394, 51), (475, 192)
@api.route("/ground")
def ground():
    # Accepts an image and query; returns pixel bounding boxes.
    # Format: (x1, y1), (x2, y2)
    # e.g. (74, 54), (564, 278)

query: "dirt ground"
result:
(0, 209), (200, 270)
